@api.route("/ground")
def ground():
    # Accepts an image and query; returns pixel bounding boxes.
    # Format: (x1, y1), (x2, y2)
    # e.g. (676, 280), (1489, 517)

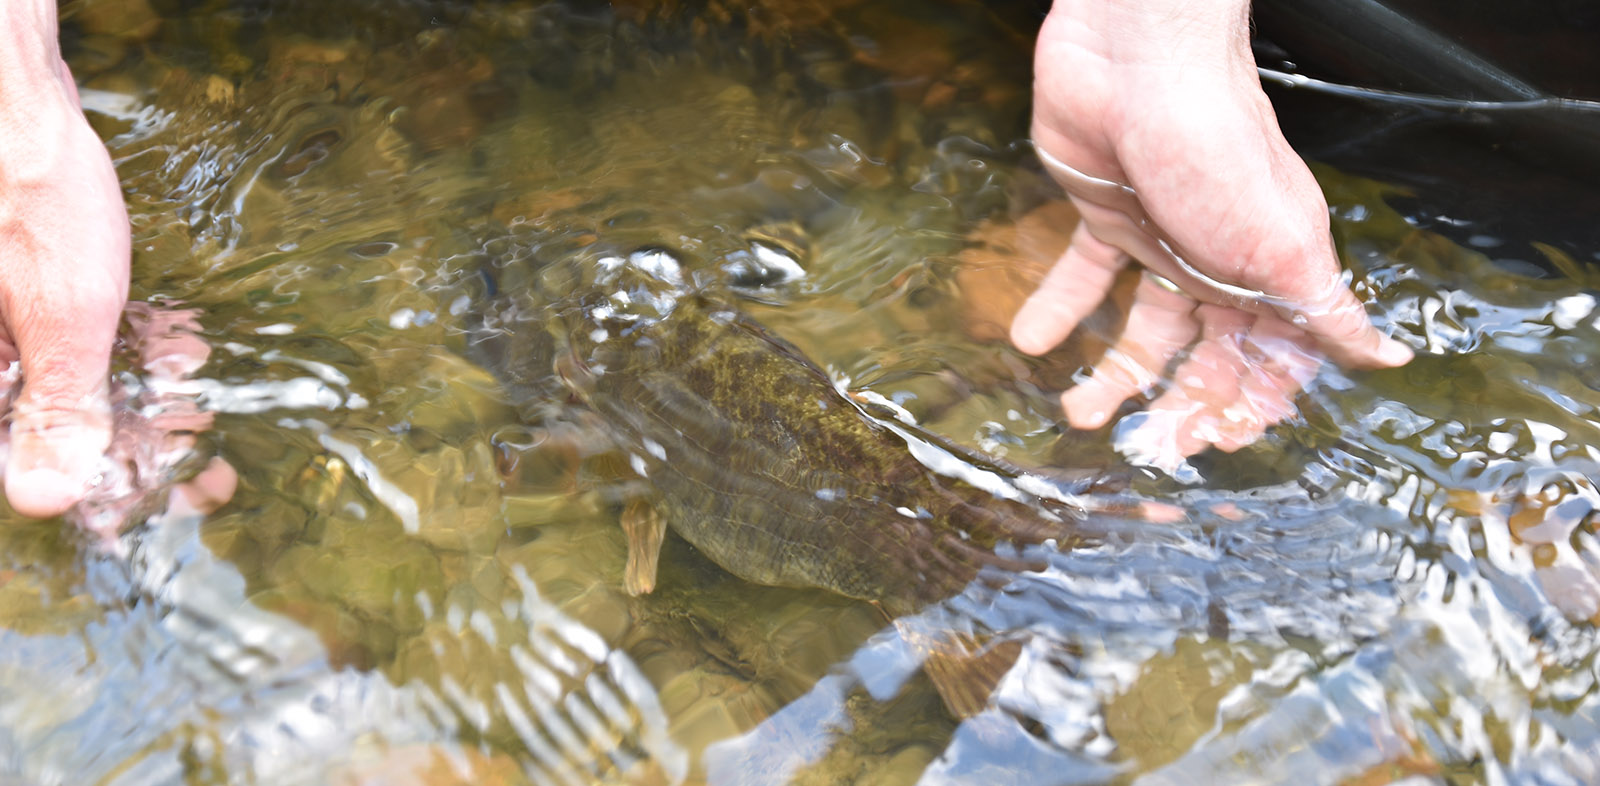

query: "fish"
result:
(487, 249), (1126, 714)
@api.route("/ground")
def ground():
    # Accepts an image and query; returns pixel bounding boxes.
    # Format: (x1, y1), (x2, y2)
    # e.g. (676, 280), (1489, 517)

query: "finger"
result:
(1280, 274), (1413, 370)
(1060, 273), (1199, 429)
(1128, 307), (1255, 460)
(1010, 218), (1127, 355)
(128, 304), (210, 382)
(164, 457), (238, 518)
(1144, 306), (1325, 457)
(4, 277), (125, 518)
(1094, 67), (1412, 374)
(1213, 314), (1323, 452)
(1116, 403), (1207, 474)
(130, 305), (213, 435)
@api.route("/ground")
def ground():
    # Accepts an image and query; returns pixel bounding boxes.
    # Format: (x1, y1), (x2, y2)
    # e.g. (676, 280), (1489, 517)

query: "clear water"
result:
(5, 1), (1599, 783)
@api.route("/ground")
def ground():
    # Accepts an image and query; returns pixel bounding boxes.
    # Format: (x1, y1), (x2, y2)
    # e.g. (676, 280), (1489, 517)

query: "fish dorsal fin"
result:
(897, 620), (1024, 719)
(621, 500), (667, 596)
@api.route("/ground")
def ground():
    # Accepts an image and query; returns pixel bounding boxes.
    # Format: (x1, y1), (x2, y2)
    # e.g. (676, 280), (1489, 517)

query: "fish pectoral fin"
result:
(904, 625), (1024, 720)
(621, 501), (667, 596)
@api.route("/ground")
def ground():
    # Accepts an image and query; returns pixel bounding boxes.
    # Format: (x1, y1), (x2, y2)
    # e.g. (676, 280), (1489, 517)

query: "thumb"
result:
(5, 284), (122, 518)
(1293, 280), (1414, 370)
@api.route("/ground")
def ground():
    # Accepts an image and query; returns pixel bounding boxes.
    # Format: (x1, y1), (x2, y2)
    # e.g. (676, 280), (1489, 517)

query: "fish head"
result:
(555, 247), (708, 393)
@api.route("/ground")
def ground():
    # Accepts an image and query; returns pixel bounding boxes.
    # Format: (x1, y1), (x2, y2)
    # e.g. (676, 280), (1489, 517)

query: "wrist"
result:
(0, 0), (66, 107)
(0, 2), (77, 172)
(1042, 0), (1251, 66)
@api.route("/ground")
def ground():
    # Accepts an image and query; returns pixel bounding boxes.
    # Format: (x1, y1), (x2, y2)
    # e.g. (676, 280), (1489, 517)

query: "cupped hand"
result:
(0, 43), (132, 516)
(1014, 0), (1412, 471)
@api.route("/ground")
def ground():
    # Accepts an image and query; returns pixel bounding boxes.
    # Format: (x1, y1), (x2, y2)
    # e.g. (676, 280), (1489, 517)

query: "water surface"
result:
(5, 1), (1599, 783)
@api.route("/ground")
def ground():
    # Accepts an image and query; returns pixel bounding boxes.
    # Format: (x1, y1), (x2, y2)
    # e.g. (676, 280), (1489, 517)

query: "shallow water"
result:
(7, 0), (1600, 783)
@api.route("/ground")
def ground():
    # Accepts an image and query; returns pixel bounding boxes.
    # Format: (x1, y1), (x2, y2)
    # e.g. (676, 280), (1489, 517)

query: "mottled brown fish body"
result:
(566, 293), (1082, 616)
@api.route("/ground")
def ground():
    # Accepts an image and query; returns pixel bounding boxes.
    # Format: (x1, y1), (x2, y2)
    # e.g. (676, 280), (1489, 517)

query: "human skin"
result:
(0, 0), (132, 516)
(69, 305), (236, 539)
(1018, 0), (1414, 466)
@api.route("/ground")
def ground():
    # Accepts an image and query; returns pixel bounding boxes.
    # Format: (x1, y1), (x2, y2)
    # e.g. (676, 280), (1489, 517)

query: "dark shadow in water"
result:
(1255, 0), (1600, 275)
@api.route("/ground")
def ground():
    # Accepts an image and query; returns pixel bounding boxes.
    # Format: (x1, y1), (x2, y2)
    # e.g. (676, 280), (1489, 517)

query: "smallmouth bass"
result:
(500, 250), (1121, 618)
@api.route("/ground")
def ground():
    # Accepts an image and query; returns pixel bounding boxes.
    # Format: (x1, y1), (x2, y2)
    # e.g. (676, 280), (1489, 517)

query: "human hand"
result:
(1014, 0), (1412, 471)
(62, 304), (235, 540)
(0, 4), (133, 516)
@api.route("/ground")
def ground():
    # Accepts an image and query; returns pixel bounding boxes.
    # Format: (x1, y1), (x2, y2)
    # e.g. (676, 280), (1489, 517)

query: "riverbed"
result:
(3, 1), (1598, 783)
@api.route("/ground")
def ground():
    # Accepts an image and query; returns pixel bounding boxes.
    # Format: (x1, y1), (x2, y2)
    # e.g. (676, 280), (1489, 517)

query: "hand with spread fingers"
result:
(1015, 0), (1413, 471)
